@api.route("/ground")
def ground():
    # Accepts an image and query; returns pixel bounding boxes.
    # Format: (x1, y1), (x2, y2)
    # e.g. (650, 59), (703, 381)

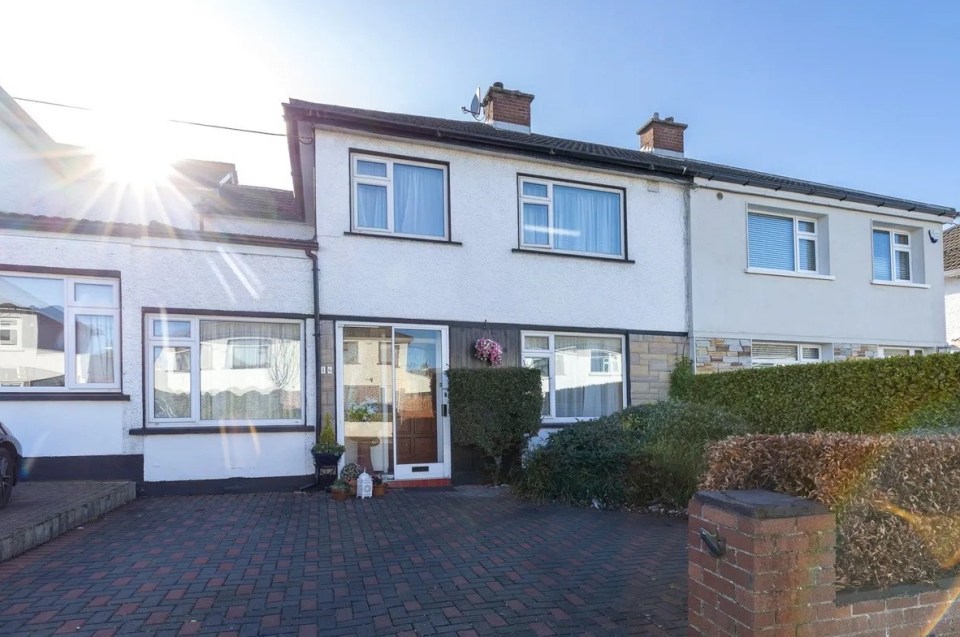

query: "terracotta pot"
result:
(373, 484), (386, 497)
(330, 490), (349, 502)
(347, 479), (357, 495)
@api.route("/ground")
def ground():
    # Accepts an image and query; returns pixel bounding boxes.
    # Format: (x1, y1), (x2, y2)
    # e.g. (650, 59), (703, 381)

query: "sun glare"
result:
(90, 111), (177, 185)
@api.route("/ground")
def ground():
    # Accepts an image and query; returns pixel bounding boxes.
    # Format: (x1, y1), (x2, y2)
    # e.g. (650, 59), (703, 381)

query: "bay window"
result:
(518, 177), (625, 258)
(146, 315), (304, 424)
(0, 272), (120, 391)
(522, 332), (625, 422)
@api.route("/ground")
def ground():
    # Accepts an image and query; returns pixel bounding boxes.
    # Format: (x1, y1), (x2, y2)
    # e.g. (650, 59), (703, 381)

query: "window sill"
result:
(744, 267), (835, 281)
(871, 280), (930, 289)
(512, 248), (634, 264)
(130, 425), (315, 436)
(0, 392), (130, 401)
(344, 231), (462, 246)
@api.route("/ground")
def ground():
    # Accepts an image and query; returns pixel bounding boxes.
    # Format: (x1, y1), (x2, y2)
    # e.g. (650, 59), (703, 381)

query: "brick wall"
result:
(629, 334), (688, 403)
(689, 490), (960, 636)
(319, 319), (336, 425)
(483, 84), (534, 128)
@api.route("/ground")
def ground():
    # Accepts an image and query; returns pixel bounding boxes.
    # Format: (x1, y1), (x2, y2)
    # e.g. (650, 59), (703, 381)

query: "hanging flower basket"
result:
(474, 337), (503, 366)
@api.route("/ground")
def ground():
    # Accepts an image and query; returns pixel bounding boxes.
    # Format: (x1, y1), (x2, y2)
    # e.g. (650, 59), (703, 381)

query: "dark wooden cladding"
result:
(448, 327), (520, 369)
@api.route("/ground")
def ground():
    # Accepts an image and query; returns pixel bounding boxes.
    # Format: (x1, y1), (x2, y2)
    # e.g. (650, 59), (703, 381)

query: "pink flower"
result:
(474, 338), (503, 367)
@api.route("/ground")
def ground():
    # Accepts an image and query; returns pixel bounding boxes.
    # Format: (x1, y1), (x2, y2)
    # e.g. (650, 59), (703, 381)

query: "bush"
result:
(683, 352), (960, 434)
(668, 356), (695, 401)
(702, 432), (960, 590)
(447, 367), (542, 483)
(514, 401), (746, 508)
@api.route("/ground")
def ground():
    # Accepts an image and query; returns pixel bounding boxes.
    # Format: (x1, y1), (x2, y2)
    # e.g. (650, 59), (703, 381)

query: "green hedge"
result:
(675, 352), (960, 434)
(447, 367), (542, 483)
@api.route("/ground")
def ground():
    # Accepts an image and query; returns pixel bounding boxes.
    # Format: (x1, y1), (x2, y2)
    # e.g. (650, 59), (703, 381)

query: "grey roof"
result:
(945, 226), (960, 272)
(285, 99), (956, 218)
(200, 184), (300, 222)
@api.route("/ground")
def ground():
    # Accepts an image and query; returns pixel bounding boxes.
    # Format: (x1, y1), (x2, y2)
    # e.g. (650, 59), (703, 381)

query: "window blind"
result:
(873, 230), (892, 280)
(748, 213), (795, 270)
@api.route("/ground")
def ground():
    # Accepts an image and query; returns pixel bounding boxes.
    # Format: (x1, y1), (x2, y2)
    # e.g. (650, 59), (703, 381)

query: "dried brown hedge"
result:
(702, 433), (960, 590)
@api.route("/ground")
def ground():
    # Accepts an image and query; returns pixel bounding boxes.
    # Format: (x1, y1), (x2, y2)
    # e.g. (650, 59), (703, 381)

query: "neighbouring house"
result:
(0, 86), (319, 494)
(944, 225), (960, 347)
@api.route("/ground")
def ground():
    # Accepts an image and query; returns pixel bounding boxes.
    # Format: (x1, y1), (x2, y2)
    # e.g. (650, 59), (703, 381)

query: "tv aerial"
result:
(461, 87), (483, 121)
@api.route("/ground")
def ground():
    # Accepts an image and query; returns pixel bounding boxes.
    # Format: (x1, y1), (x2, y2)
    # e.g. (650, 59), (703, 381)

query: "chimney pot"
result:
(637, 112), (687, 158)
(482, 83), (534, 133)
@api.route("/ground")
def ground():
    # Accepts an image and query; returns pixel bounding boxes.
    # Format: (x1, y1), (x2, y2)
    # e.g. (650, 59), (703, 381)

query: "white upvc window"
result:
(879, 347), (924, 358)
(518, 177), (625, 258)
(752, 342), (822, 368)
(0, 272), (120, 391)
(145, 315), (305, 425)
(747, 211), (820, 273)
(351, 153), (448, 239)
(521, 331), (626, 422)
(872, 227), (913, 282)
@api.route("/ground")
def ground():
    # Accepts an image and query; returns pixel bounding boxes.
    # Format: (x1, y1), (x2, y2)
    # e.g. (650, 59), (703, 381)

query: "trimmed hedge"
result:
(675, 352), (960, 434)
(514, 401), (747, 507)
(702, 433), (960, 590)
(447, 367), (542, 483)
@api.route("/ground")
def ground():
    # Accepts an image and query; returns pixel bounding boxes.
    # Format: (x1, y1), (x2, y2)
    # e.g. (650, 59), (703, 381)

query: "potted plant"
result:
(312, 415), (345, 487)
(372, 474), (386, 497)
(340, 462), (363, 493)
(329, 479), (350, 502)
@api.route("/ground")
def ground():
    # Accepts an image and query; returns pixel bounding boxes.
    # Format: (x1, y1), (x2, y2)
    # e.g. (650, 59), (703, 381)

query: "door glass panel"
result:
(153, 346), (191, 419)
(395, 328), (442, 466)
(342, 326), (394, 474)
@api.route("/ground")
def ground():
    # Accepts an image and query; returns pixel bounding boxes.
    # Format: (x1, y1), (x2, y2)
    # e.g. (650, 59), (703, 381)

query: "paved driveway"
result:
(0, 487), (687, 636)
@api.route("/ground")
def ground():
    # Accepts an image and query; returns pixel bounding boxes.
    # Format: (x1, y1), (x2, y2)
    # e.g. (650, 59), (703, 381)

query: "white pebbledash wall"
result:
(312, 129), (689, 331)
(945, 276), (960, 347)
(690, 180), (947, 354)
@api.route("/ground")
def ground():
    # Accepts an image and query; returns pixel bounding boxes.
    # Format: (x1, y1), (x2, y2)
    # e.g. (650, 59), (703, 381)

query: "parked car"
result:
(0, 421), (22, 508)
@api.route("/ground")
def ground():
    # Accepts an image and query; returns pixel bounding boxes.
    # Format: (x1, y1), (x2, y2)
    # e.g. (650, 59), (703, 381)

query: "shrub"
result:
(514, 401), (745, 508)
(668, 356), (695, 401)
(684, 352), (960, 434)
(702, 432), (960, 590)
(513, 419), (640, 507)
(447, 367), (542, 483)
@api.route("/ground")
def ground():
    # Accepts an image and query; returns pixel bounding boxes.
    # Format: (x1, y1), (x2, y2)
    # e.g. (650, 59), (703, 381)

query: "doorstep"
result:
(0, 481), (136, 562)
(389, 478), (452, 489)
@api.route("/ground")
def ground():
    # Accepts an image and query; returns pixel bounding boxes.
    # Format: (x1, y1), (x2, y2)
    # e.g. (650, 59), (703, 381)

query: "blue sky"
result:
(2, 1), (958, 206)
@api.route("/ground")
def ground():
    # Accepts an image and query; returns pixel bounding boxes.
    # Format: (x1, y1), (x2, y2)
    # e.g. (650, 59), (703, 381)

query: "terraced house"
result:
(0, 81), (953, 491)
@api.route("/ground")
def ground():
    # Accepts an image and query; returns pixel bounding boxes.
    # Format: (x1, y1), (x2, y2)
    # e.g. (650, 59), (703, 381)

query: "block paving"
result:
(0, 486), (687, 636)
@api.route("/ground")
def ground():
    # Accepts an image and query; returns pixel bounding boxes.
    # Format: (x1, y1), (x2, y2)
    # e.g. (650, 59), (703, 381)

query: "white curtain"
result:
(553, 186), (621, 255)
(394, 164), (445, 236)
(357, 184), (388, 229)
(76, 314), (114, 384)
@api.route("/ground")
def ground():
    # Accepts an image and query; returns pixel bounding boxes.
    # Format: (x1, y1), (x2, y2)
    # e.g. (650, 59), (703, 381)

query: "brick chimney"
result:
(482, 82), (534, 133)
(637, 112), (687, 157)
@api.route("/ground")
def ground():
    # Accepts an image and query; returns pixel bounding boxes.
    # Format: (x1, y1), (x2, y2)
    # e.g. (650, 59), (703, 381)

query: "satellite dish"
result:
(461, 87), (483, 121)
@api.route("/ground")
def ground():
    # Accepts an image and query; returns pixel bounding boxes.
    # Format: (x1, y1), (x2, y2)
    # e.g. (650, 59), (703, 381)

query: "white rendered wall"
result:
(945, 277), (960, 346)
(143, 432), (312, 482)
(313, 130), (688, 332)
(690, 181), (947, 346)
(1, 230), (316, 482)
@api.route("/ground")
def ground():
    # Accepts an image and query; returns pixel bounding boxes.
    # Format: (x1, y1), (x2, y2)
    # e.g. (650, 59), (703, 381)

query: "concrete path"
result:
(0, 487), (687, 636)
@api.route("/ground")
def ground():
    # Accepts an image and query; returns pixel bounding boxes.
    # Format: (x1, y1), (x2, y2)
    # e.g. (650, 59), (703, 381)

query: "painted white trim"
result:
(744, 268), (836, 281)
(871, 280), (931, 289)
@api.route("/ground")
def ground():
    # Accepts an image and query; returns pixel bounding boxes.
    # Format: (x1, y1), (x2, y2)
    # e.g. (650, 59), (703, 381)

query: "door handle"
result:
(442, 404), (448, 417)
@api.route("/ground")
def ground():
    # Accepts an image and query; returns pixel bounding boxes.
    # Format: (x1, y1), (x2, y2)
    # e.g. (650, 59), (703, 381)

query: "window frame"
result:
(746, 210), (820, 274)
(521, 331), (627, 423)
(751, 342), (822, 368)
(879, 346), (924, 358)
(0, 271), (121, 392)
(872, 227), (914, 283)
(144, 314), (306, 426)
(349, 151), (450, 241)
(517, 174), (627, 260)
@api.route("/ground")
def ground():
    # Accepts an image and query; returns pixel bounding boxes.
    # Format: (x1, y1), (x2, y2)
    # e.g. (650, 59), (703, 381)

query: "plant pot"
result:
(347, 479), (357, 495)
(373, 484), (386, 497)
(330, 490), (349, 502)
(312, 451), (341, 469)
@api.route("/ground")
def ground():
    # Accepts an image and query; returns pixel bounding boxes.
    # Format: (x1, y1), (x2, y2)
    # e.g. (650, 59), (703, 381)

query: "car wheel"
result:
(0, 448), (14, 509)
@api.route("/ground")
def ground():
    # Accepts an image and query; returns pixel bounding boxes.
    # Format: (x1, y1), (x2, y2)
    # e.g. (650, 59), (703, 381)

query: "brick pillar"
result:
(688, 490), (836, 636)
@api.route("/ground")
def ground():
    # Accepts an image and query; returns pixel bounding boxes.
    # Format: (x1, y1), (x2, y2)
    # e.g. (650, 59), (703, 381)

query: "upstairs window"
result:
(747, 212), (819, 273)
(873, 228), (913, 282)
(351, 154), (448, 239)
(518, 178), (624, 258)
(0, 272), (120, 391)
